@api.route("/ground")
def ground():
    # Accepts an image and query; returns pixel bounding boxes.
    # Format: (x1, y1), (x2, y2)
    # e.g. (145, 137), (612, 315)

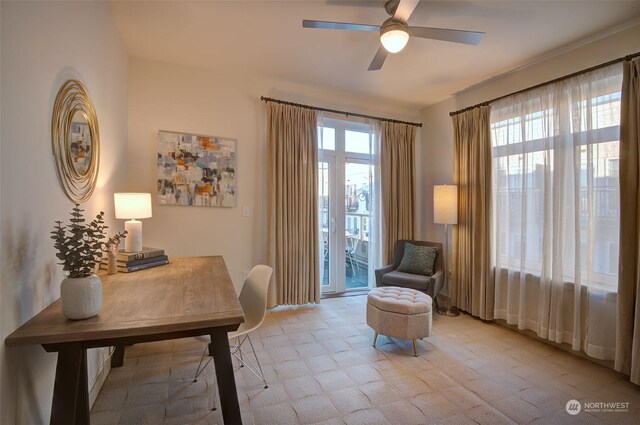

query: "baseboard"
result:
(89, 349), (113, 408)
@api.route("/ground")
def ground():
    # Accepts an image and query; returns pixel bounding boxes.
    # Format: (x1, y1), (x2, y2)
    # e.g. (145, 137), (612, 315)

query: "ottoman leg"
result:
(373, 332), (378, 348)
(413, 339), (418, 357)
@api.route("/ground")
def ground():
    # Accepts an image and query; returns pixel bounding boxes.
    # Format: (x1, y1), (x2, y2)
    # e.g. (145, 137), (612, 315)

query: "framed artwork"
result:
(157, 130), (237, 207)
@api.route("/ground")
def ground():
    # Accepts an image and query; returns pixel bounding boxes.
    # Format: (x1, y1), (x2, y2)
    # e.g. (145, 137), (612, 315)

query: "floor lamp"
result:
(434, 185), (459, 317)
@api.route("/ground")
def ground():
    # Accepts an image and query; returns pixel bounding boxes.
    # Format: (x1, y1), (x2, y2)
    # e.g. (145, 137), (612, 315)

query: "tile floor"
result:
(91, 295), (640, 425)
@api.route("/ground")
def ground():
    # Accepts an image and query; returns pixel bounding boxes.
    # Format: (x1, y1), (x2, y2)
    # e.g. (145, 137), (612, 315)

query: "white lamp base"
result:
(124, 219), (143, 252)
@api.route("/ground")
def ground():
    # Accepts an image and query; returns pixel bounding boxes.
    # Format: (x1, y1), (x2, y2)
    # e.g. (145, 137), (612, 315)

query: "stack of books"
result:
(101, 247), (168, 273)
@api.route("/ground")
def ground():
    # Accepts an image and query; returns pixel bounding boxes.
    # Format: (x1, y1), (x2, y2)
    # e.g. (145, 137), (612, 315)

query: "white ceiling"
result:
(109, 0), (640, 109)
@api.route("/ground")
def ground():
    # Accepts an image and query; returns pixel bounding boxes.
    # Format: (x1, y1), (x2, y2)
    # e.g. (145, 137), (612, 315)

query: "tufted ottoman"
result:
(366, 286), (432, 356)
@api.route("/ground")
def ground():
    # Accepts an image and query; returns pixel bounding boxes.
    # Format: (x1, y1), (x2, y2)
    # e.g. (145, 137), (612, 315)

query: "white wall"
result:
(128, 59), (421, 292)
(0, 1), (128, 423)
(419, 23), (640, 296)
(419, 97), (458, 243)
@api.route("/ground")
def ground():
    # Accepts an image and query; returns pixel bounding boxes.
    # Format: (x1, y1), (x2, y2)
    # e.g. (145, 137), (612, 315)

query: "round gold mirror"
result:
(52, 80), (100, 203)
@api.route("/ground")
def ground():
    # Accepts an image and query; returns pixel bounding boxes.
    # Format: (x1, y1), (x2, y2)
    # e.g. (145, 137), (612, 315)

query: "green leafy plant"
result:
(51, 204), (127, 278)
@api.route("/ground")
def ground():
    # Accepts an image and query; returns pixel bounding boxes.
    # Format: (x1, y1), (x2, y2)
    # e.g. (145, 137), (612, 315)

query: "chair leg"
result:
(230, 334), (268, 389)
(192, 343), (217, 410)
(193, 334), (269, 412)
(193, 345), (212, 382)
(413, 339), (418, 357)
(246, 334), (268, 389)
(372, 331), (378, 348)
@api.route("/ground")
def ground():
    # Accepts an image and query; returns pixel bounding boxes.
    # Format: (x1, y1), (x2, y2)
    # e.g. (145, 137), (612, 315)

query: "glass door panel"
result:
(319, 159), (336, 293)
(344, 161), (370, 289)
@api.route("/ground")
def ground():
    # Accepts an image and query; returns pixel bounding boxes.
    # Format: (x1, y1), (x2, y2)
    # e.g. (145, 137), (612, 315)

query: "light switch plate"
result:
(243, 206), (250, 217)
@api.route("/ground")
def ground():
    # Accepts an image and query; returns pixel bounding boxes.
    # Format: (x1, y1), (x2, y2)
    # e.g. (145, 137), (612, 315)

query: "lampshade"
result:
(434, 185), (458, 225)
(114, 193), (152, 219)
(380, 21), (409, 53)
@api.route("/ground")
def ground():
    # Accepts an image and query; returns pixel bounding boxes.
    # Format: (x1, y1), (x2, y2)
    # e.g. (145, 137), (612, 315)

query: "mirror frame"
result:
(51, 79), (100, 203)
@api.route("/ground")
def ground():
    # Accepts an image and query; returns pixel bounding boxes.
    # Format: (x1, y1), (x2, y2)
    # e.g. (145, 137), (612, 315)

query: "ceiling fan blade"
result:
(408, 26), (485, 45)
(368, 46), (388, 71)
(393, 0), (420, 22)
(303, 20), (380, 32)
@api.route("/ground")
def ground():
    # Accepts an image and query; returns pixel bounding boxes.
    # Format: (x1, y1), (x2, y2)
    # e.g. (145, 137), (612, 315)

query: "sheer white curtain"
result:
(491, 63), (623, 359)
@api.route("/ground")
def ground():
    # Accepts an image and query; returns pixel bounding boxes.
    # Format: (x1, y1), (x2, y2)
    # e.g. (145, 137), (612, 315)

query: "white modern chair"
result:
(193, 265), (273, 408)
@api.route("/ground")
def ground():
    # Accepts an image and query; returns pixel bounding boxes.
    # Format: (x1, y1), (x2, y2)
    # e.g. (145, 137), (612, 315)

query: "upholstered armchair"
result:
(375, 240), (444, 308)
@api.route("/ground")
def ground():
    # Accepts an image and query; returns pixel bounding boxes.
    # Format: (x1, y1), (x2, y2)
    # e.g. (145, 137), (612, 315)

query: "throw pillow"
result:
(397, 243), (438, 276)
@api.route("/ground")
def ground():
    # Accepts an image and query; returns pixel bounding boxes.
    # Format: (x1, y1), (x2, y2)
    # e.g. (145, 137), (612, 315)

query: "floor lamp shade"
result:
(114, 193), (152, 252)
(434, 185), (458, 225)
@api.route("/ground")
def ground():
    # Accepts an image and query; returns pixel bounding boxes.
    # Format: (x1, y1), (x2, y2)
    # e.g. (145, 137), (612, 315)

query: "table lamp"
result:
(114, 193), (152, 253)
(434, 184), (458, 316)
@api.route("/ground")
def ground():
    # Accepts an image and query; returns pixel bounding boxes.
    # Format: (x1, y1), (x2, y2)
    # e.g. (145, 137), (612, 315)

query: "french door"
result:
(319, 118), (373, 294)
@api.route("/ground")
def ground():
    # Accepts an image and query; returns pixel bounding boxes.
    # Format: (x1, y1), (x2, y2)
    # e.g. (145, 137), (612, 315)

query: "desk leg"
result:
(50, 343), (89, 425)
(111, 344), (125, 368)
(210, 328), (242, 425)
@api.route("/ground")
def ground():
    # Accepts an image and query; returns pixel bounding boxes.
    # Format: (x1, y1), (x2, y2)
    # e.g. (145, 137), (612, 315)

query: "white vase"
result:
(60, 275), (103, 320)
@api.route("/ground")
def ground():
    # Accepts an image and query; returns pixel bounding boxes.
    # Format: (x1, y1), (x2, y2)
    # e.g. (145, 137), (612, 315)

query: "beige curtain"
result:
(266, 103), (320, 306)
(381, 121), (415, 263)
(452, 105), (494, 320)
(616, 58), (640, 384)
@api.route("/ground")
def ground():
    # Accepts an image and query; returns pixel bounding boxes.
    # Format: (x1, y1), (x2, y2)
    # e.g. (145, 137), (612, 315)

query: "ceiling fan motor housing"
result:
(380, 18), (409, 35)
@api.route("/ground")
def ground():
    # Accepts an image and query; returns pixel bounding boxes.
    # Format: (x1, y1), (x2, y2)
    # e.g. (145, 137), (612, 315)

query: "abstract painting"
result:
(157, 130), (237, 207)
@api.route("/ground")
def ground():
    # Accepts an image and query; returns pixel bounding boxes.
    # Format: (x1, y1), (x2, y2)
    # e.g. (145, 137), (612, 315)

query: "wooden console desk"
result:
(5, 256), (245, 425)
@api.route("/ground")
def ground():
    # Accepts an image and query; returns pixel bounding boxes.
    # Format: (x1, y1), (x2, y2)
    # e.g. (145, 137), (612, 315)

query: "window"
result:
(318, 127), (335, 150)
(491, 65), (622, 289)
(345, 130), (371, 154)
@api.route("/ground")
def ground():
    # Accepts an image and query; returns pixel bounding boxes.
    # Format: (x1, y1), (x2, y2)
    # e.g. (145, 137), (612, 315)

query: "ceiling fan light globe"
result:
(380, 29), (409, 53)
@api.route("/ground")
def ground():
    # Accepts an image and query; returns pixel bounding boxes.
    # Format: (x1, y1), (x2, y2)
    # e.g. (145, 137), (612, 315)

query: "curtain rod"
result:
(260, 96), (423, 128)
(449, 51), (640, 117)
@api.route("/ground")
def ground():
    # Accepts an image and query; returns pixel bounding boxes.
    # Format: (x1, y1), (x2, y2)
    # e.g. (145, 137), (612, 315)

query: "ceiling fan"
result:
(303, 0), (485, 71)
